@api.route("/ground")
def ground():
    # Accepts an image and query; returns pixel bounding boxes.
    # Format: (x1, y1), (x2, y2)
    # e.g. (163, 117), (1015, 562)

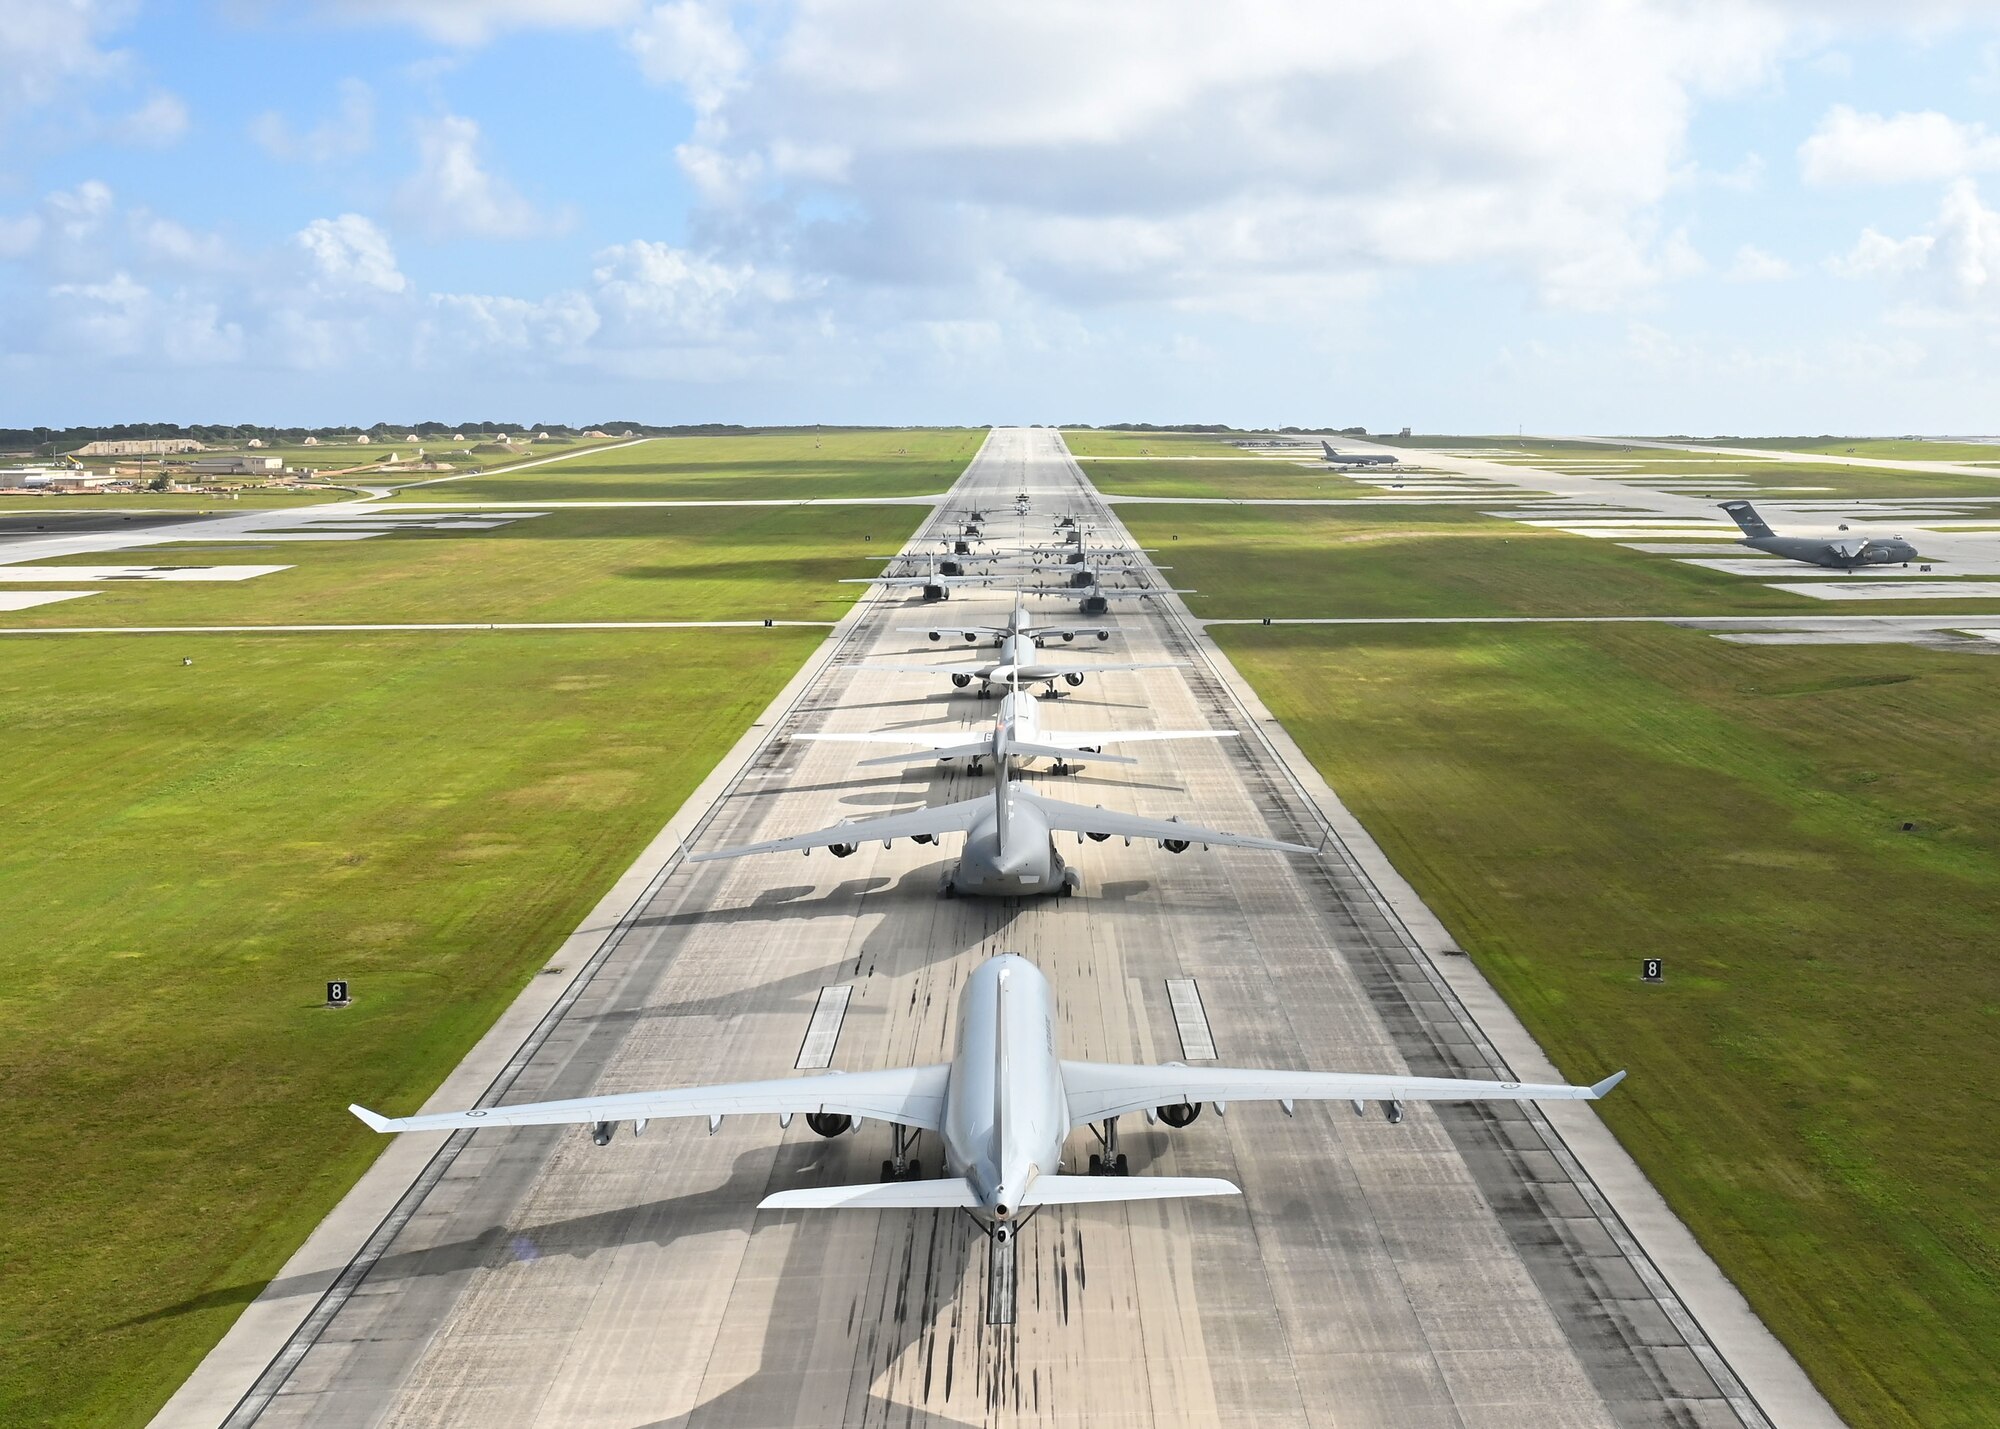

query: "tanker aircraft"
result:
(352, 955), (1624, 1260)
(869, 594), (1169, 696)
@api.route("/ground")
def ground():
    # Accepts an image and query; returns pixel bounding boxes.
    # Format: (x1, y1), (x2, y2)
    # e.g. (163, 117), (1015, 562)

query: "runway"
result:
(188, 429), (1802, 1428)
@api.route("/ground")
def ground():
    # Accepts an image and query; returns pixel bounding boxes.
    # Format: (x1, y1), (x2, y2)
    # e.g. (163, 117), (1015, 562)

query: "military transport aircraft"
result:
(904, 591), (1114, 646)
(1719, 500), (1919, 569)
(804, 680), (1235, 776)
(689, 722), (1311, 896)
(866, 594), (1171, 696)
(352, 955), (1624, 1256)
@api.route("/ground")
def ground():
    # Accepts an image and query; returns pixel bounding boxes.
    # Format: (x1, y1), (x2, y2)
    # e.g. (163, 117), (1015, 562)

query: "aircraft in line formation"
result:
(348, 485), (1629, 1326)
(1719, 499), (1920, 569)
(864, 594), (1167, 696)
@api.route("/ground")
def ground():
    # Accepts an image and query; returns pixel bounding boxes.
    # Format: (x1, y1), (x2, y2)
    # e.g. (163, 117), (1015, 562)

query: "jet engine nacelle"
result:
(1062, 632), (1075, 642)
(964, 633), (979, 643)
(1157, 1101), (1202, 1128)
(828, 842), (858, 858)
(951, 672), (974, 688)
(590, 1120), (614, 1145)
(927, 631), (942, 642)
(1063, 671), (1085, 688)
(1162, 838), (1191, 854)
(1096, 631), (1110, 642)
(805, 1111), (852, 1138)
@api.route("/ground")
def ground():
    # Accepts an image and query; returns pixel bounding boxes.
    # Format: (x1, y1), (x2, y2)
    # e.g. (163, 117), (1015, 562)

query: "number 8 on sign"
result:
(1641, 959), (1663, 984)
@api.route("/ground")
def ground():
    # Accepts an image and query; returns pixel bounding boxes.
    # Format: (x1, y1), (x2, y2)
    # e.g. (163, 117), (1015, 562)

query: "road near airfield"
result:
(149, 429), (1839, 1429)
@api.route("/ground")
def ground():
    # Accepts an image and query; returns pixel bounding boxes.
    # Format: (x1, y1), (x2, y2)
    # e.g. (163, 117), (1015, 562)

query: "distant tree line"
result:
(0, 421), (929, 452)
(1066, 423), (1371, 435)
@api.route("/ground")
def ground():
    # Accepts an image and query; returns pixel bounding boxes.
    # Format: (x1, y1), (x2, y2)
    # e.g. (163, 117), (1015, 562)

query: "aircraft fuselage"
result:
(942, 955), (1070, 1221)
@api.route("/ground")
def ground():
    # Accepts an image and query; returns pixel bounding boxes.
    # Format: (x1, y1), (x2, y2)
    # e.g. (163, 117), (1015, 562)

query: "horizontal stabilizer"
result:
(858, 741), (990, 767)
(1005, 739), (1136, 765)
(1022, 1175), (1240, 1206)
(760, 1178), (980, 1210)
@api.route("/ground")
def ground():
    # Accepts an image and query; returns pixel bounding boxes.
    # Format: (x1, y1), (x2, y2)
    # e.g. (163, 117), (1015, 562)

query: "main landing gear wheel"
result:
(1087, 1152), (1129, 1177)
(881, 1158), (923, 1182)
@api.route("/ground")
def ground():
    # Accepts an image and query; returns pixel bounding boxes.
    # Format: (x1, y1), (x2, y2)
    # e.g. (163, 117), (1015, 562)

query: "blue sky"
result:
(6, 1), (2000, 432)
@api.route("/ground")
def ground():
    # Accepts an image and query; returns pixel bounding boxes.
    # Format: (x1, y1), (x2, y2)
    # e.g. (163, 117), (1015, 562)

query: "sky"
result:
(7, 1), (2000, 432)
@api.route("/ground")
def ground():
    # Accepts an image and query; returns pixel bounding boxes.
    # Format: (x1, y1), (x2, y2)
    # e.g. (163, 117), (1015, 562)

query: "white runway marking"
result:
(0, 564), (290, 582)
(1770, 580), (2000, 600)
(0, 590), (96, 611)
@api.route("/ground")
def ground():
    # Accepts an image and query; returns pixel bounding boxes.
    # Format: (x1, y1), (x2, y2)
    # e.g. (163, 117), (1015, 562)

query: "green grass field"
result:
(0, 628), (827, 1428)
(1675, 436), (2000, 463)
(1084, 457), (1377, 500)
(1468, 456), (2000, 501)
(1214, 622), (1999, 1429)
(406, 429), (981, 503)
(1120, 503), (2000, 619)
(0, 490), (341, 513)
(2, 504), (923, 628)
(1058, 429), (1250, 458)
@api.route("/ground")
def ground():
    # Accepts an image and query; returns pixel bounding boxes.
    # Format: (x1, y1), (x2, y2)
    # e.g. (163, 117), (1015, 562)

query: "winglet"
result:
(1589, 1071), (1628, 1098)
(349, 1104), (395, 1133)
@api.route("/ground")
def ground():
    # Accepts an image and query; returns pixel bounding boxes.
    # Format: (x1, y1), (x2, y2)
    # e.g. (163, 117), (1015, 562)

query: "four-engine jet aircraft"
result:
(805, 680), (1235, 776)
(1062, 578), (1191, 617)
(1719, 500), (1919, 569)
(1320, 441), (1398, 466)
(352, 955), (1624, 1243)
(690, 724), (1312, 896)
(905, 592), (1114, 646)
(867, 594), (1169, 696)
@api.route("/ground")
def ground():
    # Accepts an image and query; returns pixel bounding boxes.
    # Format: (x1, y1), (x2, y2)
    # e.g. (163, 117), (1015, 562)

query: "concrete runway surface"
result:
(182, 429), (1805, 1428)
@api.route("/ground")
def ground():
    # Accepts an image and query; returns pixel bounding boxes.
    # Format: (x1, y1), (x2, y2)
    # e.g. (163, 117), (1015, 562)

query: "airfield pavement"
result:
(151, 429), (1838, 1429)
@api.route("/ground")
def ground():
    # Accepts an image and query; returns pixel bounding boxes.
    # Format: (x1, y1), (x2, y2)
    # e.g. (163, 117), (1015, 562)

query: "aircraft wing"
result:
(1060, 1062), (1625, 1124)
(1043, 728), (1238, 748)
(799, 731), (982, 751)
(351, 1063), (952, 1136)
(1028, 793), (1315, 854)
(1022, 624), (1115, 640)
(840, 575), (1009, 587)
(688, 797), (988, 860)
(1006, 661), (1181, 679)
(894, 626), (999, 640)
(1083, 587), (1194, 600)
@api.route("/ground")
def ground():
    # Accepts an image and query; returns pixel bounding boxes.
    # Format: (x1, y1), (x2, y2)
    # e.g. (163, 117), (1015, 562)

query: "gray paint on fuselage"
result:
(1719, 499), (1919, 569)
(942, 956), (1068, 1220)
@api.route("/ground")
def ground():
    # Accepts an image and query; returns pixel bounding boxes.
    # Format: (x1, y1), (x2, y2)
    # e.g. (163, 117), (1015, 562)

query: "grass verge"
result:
(0, 627), (827, 1427)
(402, 429), (981, 503)
(1215, 621), (1999, 1429)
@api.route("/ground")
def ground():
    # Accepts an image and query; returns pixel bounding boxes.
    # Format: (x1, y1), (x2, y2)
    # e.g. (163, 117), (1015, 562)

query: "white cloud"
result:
(100, 91), (188, 148)
(0, 0), (130, 132)
(394, 112), (559, 240)
(1726, 244), (1793, 281)
(1826, 179), (2000, 319)
(653, 0), (1792, 314)
(45, 271), (245, 364)
(295, 214), (408, 293)
(324, 0), (641, 45)
(423, 290), (601, 354)
(625, 2), (747, 113)
(1800, 105), (2000, 186)
(252, 79), (374, 163)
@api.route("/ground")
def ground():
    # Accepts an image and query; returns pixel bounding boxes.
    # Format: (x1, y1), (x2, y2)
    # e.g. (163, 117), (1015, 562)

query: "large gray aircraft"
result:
(870, 594), (1159, 695)
(805, 680), (1235, 776)
(1719, 500), (1918, 568)
(352, 955), (1624, 1294)
(1321, 441), (1398, 466)
(904, 592), (1113, 646)
(690, 726), (1311, 896)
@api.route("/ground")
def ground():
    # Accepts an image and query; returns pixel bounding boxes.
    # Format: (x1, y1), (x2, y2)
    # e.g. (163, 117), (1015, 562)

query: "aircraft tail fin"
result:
(760, 1178), (981, 1211)
(1022, 1175), (1240, 1206)
(1719, 500), (1774, 538)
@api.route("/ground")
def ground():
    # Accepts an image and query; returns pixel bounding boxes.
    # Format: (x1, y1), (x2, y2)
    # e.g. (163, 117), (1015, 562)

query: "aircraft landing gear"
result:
(1088, 1116), (1129, 1175)
(881, 1126), (921, 1181)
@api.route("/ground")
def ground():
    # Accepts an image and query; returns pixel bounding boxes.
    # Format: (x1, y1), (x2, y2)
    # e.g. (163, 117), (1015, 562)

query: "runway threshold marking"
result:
(795, 984), (854, 1069)
(1164, 978), (1217, 1061)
